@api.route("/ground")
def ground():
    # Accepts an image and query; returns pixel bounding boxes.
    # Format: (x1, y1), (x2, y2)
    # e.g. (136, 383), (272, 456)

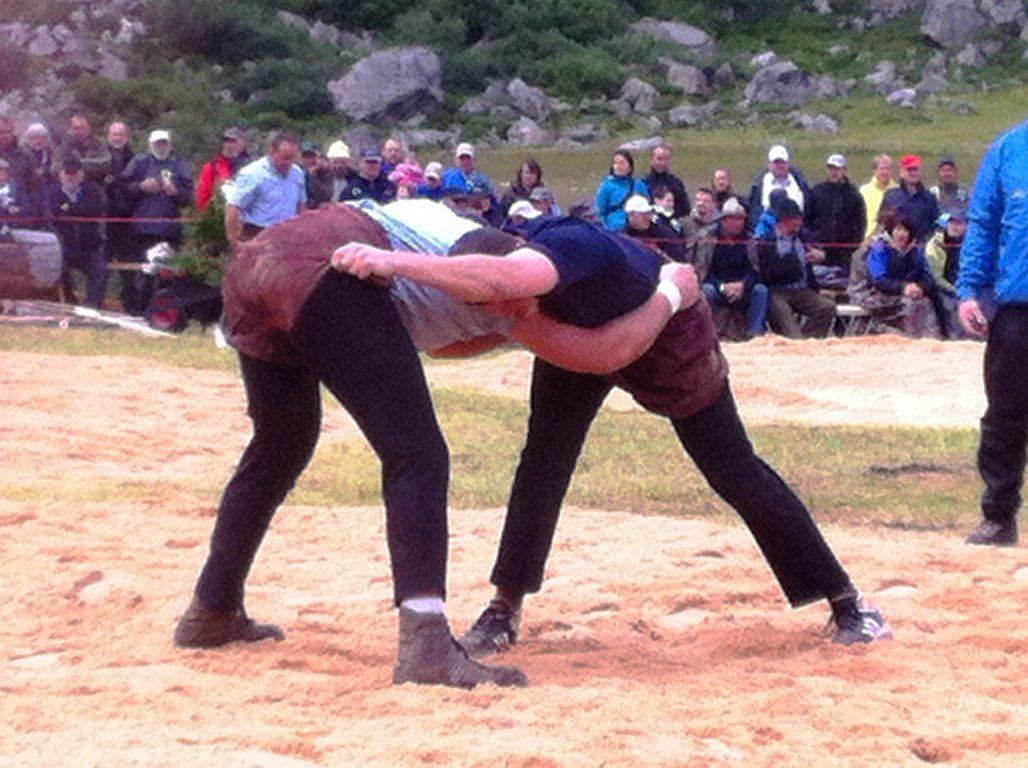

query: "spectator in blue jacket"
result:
(595, 148), (647, 232)
(51, 155), (108, 308)
(442, 143), (494, 196)
(701, 197), (768, 338)
(880, 155), (939, 242)
(956, 120), (1028, 547)
(864, 217), (944, 338)
(120, 129), (194, 314)
(415, 162), (446, 200)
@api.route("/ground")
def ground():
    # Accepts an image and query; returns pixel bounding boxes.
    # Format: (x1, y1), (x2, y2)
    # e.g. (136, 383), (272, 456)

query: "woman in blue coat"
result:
(595, 149), (647, 232)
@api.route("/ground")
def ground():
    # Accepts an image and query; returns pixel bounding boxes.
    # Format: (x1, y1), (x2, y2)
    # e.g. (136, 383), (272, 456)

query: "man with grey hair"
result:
(859, 154), (897, 240)
(15, 123), (55, 224)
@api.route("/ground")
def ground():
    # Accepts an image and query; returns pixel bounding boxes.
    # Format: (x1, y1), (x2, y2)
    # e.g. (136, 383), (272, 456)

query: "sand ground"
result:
(3, 337), (1026, 768)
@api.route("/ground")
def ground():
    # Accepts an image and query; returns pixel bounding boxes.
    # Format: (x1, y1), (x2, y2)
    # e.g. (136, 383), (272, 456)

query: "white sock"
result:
(401, 596), (446, 615)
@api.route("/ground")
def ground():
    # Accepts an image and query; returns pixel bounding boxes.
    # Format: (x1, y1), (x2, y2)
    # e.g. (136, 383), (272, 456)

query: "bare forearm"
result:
(511, 292), (672, 375)
(390, 251), (550, 302)
(225, 205), (243, 247)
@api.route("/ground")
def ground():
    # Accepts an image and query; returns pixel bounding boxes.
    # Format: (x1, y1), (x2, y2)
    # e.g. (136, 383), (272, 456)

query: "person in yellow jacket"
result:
(858, 154), (898, 240)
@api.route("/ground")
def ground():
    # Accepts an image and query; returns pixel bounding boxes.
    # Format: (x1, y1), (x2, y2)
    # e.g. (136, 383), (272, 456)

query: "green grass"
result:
(469, 85), (1028, 209)
(2, 327), (983, 532)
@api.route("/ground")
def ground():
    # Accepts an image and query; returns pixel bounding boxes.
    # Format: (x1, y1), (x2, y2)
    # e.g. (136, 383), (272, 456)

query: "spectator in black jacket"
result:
(59, 115), (112, 187)
(804, 153), (866, 288)
(338, 146), (396, 204)
(104, 122), (136, 269)
(757, 197), (835, 338)
(643, 144), (690, 220)
(0, 117), (26, 194)
(747, 144), (811, 230)
(120, 129), (194, 314)
(51, 156), (108, 308)
(880, 154), (939, 242)
(701, 198), (768, 338)
(624, 194), (688, 262)
(15, 123), (56, 225)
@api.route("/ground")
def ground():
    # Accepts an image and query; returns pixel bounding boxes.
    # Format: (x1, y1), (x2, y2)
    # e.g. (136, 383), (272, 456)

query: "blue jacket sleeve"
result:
(957, 134), (1003, 300)
(867, 242), (903, 295)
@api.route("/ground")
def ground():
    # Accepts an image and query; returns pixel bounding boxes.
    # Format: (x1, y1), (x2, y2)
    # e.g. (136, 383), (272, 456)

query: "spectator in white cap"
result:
(442, 142), (495, 198)
(119, 128), (194, 314)
(804, 152), (866, 288)
(416, 161), (446, 200)
(624, 193), (688, 262)
(746, 143), (811, 230)
(504, 199), (542, 227)
(16, 123), (55, 225)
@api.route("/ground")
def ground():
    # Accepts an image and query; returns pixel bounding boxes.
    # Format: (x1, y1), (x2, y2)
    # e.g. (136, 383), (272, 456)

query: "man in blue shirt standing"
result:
(225, 132), (306, 247)
(957, 121), (1028, 546)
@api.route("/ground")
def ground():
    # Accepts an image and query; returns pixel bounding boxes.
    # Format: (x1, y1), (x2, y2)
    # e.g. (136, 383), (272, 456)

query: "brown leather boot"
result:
(173, 599), (285, 648)
(392, 607), (527, 689)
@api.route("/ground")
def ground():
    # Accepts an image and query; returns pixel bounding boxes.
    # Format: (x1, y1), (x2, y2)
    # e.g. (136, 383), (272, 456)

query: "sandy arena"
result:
(3, 336), (1027, 767)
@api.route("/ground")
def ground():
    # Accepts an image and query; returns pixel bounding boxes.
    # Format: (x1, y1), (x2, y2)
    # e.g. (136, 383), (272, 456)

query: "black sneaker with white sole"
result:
(458, 599), (521, 658)
(829, 601), (892, 645)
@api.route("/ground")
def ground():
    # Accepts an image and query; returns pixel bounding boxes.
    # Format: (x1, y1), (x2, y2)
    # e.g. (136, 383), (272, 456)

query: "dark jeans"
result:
(702, 282), (770, 337)
(490, 358), (853, 608)
(978, 304), (1028, 523)
(194, 272), (450, 611)
(61, 245), (108, 308)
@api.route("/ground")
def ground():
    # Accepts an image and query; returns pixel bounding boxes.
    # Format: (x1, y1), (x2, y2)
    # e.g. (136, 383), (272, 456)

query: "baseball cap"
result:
(424, 161), (443, 181)
(300, 140), (321, 155)
(937, 154), (956, 168)
(826, 153), (847, 168)
(719, 197), (748, 219)
(528, 186), (555, 203)
(149, 129), (171, 143)
(768, 144), (789, 163)
(772, 197), (803, 220)
(326, 140), (350, 160)
(25, 123), (50, 138)
(467, 182), (491, 197)
(508, 200), (542, 220)
(455, 142), (475, 158)
(944, 203), (967, 221)
(360, 146), (382, 162)
(900, 154), (921, 170)
(222, 127), (245, 142)
(624, 195), (653, 214)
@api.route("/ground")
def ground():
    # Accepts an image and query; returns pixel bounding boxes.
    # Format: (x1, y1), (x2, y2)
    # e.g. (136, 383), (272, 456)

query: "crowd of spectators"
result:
(0, 113), (977, 341)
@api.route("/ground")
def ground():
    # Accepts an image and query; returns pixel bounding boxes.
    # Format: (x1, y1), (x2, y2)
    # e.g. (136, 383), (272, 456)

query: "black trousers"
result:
(194, 272), (450, 610)
(978, 304), (1028, 523)
(490, 359), (853, 608)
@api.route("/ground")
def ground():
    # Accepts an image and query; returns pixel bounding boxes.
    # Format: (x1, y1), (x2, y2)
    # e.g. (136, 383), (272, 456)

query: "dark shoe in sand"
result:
(174, 599), (285, 648)
(965, 518), (1018, 547)
(393, 607), (527, 689)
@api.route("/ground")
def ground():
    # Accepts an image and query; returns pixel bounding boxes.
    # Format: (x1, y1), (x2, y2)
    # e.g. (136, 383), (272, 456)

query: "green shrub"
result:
(236, 59), (335, 117)
(145, 0), (309, 64)
(389, 9), (468, 55)
(525, 37), (624, 100)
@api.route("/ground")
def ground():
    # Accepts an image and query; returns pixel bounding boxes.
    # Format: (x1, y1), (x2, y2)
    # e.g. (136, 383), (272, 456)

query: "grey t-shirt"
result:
(390, 276), (514, 351)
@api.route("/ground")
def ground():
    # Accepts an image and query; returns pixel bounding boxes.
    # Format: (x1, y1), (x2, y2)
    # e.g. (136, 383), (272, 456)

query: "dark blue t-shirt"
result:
(523, 217), (660, 328)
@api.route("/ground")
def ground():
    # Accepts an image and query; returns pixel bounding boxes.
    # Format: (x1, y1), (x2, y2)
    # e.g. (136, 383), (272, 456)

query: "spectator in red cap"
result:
(880, 154), (939, 242)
